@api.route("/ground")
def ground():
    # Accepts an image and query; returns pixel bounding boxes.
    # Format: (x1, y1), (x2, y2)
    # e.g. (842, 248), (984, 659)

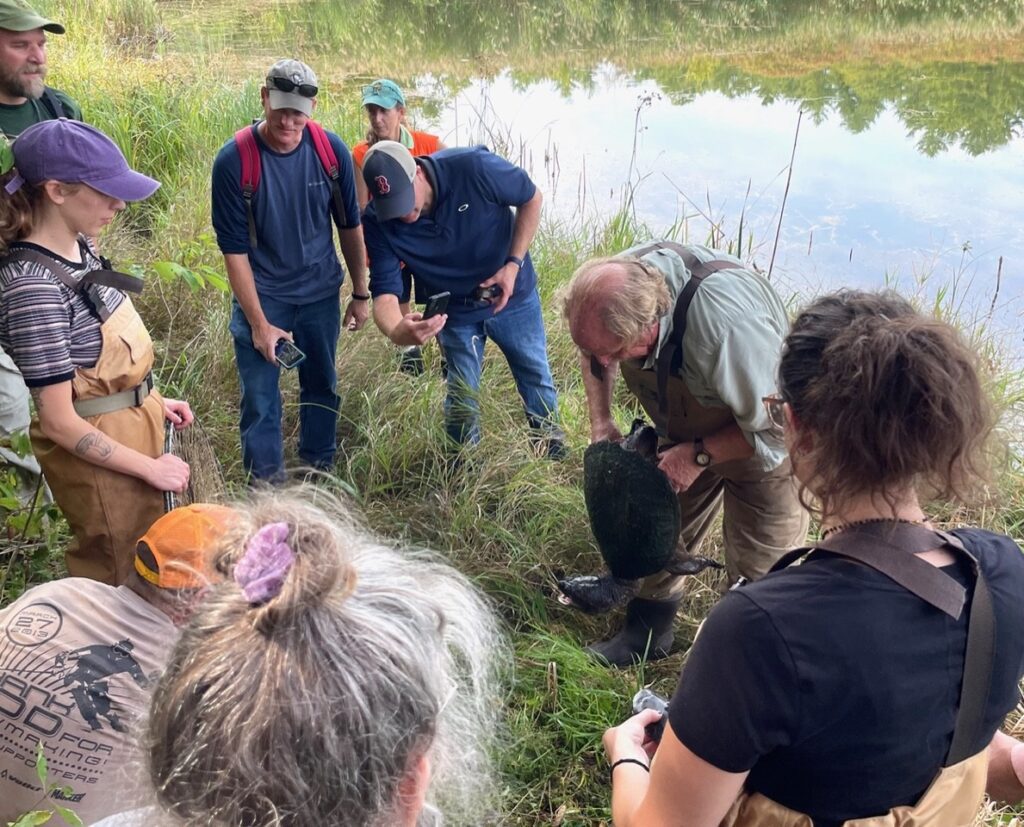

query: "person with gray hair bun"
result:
(96, 487), (508, 827)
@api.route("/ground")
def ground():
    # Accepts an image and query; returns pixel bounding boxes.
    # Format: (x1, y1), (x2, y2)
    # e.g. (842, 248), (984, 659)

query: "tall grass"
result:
(6, 1), (1023, 824)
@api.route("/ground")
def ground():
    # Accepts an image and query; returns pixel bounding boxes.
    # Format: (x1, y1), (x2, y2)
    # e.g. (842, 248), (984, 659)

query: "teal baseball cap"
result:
(0, 0), (64, 33)
(361, 79), (405, 110)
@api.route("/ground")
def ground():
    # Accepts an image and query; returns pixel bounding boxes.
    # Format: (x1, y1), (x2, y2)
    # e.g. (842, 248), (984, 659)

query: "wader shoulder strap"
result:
(4, 248), (143, 322)
(770, 521), (995, 767)
(628, 242), (740, 417)
(235, 121), (347, 252)
(41, 87), (67, 119)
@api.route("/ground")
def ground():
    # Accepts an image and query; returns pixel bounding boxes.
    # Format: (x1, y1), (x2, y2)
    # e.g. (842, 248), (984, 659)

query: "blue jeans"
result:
(437, 289), (560, 445)
(230, 294), (341, 481)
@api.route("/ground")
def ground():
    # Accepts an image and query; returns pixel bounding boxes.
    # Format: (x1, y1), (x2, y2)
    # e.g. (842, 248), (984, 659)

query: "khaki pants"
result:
(639, 456), (809, 600)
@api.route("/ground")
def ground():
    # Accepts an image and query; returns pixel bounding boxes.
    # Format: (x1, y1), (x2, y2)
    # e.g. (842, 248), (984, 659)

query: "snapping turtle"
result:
(557, 420), (722, 614)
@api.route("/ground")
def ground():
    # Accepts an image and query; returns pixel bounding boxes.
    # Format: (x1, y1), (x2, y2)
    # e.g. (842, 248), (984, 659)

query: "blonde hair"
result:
(560, 255), (672, 349)
(143, 487), (507, 827)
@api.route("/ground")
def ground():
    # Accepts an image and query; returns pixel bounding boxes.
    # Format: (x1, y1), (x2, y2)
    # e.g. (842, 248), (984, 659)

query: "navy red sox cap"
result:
(362, 140), (416, 221)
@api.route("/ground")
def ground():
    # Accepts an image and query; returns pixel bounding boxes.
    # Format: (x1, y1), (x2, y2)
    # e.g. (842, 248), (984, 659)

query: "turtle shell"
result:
(583, 440), (681, 580)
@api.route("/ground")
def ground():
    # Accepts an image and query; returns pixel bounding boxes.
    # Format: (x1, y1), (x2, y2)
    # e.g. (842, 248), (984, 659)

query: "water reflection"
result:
(440, 71), (1021, 321)
(156, 0), (1023, 332)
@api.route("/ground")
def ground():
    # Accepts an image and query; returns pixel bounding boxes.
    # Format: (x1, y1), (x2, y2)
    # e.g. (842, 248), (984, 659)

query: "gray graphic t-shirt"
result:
(0, 579), (175, 825)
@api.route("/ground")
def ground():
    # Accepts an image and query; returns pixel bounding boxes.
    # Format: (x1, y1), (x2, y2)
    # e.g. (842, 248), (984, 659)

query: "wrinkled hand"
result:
(343, 298), (370, 331)
(146, 453), (190, 493)
(163, 398), (194, 431)
(390, 311), (447, 347)
(478, 262), (519, 314)
(657, 442), (705, 493)
(252, 322), (293, 364)
(603, 707), (663, 764)
(591, 418), (624, 444)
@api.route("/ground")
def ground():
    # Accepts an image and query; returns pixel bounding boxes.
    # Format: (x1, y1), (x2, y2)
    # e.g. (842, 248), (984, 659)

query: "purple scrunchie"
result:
(234, 522), (295, 605)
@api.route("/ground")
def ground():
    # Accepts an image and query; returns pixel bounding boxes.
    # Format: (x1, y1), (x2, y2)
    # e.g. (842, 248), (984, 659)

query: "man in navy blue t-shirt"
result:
(361, 141), (564, 456)
(211, 59), (370, 482)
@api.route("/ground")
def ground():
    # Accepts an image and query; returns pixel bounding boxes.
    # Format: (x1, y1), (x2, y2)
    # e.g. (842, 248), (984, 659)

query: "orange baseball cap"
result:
(135, 504), (236, 590)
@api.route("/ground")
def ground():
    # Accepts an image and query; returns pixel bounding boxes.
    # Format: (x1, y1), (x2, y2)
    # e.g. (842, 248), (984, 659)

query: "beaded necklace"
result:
(820, 516), (929, 539)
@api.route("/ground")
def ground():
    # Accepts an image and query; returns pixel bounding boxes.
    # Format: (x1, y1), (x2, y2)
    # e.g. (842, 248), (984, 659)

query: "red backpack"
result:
(234, 120), (347, 249)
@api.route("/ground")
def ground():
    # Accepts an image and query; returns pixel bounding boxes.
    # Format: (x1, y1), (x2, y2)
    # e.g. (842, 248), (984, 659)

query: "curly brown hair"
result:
(779, 290), (993, 517)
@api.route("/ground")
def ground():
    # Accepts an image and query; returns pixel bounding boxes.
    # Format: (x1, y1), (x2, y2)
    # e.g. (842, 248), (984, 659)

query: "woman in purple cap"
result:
(0, 118), (192, 585)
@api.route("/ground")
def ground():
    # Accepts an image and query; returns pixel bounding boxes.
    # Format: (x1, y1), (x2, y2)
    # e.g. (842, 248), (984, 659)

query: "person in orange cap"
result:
(0, 503), (236, 825)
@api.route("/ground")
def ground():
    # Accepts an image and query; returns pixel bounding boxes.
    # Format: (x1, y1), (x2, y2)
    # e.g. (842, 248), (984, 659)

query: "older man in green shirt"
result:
(562, 240), (808, 666)
(0, 0), (81, 138)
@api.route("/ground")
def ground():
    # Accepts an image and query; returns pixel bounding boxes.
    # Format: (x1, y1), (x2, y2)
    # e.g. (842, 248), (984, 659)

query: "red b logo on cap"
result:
(375, 175), (390, 195)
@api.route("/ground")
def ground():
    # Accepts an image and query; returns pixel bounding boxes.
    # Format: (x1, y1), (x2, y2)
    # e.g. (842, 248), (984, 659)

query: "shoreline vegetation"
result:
(2, 0), (1021, 824)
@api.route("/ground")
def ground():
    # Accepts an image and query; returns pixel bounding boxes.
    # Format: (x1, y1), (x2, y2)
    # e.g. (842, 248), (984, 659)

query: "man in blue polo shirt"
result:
(211, 58), (369, 482)
(361, 141), (564, 457)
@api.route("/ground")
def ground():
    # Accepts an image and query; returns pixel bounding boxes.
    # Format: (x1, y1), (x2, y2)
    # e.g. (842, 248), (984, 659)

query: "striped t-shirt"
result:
(0, 238), (124, 387)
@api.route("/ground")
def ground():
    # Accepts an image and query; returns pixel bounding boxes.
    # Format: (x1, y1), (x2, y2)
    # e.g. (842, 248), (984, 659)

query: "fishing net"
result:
(164, 420), (226, 511)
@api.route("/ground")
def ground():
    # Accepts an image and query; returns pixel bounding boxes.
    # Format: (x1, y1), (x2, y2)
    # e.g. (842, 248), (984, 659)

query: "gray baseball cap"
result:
(0, 0), (64, 33)
(265, 59), (318, 117)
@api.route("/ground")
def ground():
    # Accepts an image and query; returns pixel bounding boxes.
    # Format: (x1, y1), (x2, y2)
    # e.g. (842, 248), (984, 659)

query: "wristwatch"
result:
(694, 438), (712, 468)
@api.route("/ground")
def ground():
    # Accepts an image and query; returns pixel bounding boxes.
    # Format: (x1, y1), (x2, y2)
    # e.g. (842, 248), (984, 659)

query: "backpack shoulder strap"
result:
(41, 87), (67, 119)
(234, 126), (261, 250)
(306, 120), (347, 230)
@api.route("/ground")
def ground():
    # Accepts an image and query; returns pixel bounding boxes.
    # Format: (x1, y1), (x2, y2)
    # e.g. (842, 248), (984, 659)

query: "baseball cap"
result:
(362, 140), (416, 221)
(135, 504), (237, 590)
(0, 0), (64, 34)
(9, 119), (159, 201)
(361, 79), (405, 110)
(265, 58), (317, 117)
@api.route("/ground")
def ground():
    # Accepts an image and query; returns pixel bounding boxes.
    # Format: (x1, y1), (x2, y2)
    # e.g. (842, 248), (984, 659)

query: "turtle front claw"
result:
(556, 574), (637, 614)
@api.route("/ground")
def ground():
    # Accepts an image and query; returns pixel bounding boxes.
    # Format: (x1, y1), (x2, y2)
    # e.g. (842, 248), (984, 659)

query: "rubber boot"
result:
(586, 597), (680, 668)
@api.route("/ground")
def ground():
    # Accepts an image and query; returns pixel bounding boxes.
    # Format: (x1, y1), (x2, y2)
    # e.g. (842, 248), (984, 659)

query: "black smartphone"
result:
(275, 339), (306, 370)
(422, 291), (450, 319)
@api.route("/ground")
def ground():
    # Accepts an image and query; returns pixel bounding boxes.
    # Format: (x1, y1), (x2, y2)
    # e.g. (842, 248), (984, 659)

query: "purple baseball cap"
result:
(10, 119), (160, 201)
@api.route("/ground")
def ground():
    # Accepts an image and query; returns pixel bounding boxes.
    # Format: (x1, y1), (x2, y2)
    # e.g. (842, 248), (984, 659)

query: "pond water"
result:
(160, 0), (1024, 341)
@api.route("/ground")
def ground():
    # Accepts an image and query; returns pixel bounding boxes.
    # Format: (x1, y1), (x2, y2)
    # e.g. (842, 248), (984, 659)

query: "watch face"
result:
(695, 450), (712, 467)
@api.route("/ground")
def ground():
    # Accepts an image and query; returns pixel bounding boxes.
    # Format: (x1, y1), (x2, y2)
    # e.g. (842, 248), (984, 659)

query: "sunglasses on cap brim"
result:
(267, 76), (318, 98)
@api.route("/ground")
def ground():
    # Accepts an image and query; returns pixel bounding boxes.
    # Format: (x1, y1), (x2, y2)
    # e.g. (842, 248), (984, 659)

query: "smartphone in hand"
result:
(275, 339), (306, 370)
(422, 291), (451, 319)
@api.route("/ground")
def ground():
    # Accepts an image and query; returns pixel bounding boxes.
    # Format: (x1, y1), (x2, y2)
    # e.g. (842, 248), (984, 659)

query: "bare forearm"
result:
(338, 226), (369, 295)
(509, 189), (542, 259)
(372, 293), (405, 341)
(580, 351), (618, 437)
(703, 422), (755, 464)
(33, 388), (155, 480)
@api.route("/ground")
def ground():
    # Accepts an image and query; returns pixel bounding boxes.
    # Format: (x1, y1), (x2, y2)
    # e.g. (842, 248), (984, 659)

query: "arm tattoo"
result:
(74, 432), (115, 461)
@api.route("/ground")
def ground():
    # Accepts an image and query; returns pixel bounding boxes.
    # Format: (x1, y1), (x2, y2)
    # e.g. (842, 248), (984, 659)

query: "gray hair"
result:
(560, 255), (672, 349)
(142, 487), (508, 826)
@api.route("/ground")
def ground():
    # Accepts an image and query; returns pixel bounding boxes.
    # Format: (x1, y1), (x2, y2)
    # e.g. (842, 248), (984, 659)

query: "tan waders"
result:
(30, 298), (165, 584)
(721, 751), (988, 827)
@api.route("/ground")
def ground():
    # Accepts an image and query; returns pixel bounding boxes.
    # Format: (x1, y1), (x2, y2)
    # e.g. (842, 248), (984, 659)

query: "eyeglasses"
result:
(762, 394), (788, 431)
(267, 76), (318, 98)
